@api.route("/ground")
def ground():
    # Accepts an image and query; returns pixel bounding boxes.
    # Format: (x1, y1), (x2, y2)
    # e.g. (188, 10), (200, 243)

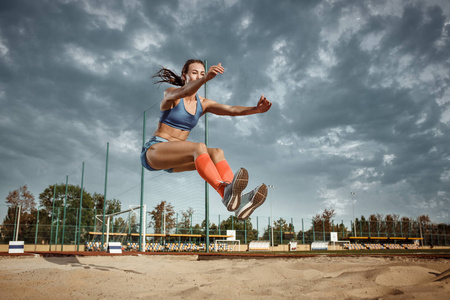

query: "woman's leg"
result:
(205, 148), (233, 183)
(168, 147), (229, 173)
(146, 141), (226, 196)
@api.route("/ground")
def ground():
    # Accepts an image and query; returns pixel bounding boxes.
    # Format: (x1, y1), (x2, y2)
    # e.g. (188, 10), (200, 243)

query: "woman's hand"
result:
(256, 94), (272, 113)
(204, 63), (225, 82)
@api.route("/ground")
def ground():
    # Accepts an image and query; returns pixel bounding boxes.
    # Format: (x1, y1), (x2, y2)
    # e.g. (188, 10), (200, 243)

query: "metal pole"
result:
(322, 219), (325, 241)
(61, 175), (68, 251)
(74, 208), (78, 244)
(204, 59), (210, 253)
(312, 219), (315, 242)
(49, 184), (57, 251)
(34, 208), (40, 251)
(101, 142), (109, 250)
(280, 218), (283, 245)
(55, 207), (60, 251)
(244, 219), (247, 244)
(302, 218), (305, 244)
(351, 192), (356, 237)
(13, 206), (18, 241)
(139, 111), (146, 252)
(77, 162), (85, 251)
(257, 216), (259, 241)
(268, 185), (274, 249)
(15, 205), (21, 241)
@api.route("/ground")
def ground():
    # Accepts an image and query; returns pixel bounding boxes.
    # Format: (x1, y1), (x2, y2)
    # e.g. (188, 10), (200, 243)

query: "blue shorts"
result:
(140, 136), (173, 173)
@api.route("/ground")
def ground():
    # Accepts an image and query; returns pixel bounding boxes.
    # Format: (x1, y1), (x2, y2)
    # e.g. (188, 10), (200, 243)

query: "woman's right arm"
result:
(162, 63), (224, 102)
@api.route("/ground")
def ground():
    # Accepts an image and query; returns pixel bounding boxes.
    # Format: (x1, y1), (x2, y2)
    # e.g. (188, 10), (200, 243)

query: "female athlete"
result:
(141, 59), (272, 220)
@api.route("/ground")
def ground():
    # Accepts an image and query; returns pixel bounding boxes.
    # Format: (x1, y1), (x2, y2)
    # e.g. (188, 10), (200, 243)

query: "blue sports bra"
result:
(159, 94), (203, 131)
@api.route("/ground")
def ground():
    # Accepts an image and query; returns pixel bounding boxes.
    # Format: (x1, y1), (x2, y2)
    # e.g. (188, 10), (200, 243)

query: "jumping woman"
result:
(141, 59), (272, 220)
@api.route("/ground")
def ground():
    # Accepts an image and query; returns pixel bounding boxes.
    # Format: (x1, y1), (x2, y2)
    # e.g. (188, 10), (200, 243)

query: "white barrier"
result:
(9, 241), (24, 253)
(108, 242), (122, 254)
(289, 241), (298, 251)
(248, 241), (270, 251)
(311, 241), (328, 250)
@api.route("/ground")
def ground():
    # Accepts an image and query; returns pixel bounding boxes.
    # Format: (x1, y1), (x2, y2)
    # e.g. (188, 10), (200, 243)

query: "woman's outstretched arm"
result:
(203, 95), (272, 116)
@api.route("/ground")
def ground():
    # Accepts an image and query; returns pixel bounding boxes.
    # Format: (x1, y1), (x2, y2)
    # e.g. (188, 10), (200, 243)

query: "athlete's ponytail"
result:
(153, 59), (204, 86)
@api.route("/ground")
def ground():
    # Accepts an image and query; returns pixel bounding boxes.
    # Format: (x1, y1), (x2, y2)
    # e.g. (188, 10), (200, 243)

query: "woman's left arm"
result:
(203, 95), (272, 116)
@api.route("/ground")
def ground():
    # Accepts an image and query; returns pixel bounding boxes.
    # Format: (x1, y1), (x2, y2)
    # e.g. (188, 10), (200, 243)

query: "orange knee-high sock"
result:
(195, 153), (225, 197)
(215, 160), (234, 183)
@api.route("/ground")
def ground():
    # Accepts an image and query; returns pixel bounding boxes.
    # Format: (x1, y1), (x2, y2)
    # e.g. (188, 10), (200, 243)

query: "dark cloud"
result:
(0, 0), (449, 223)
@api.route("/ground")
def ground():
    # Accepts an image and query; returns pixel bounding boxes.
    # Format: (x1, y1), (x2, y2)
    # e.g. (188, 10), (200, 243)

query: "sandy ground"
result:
(0, 255), (449, 299)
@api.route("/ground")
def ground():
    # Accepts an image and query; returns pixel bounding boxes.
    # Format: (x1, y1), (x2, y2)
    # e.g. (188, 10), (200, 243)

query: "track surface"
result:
(2, 250), (449, 260)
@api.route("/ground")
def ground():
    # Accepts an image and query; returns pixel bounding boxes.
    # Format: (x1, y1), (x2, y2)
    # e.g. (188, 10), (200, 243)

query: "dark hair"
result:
(153, 59), (205, 86)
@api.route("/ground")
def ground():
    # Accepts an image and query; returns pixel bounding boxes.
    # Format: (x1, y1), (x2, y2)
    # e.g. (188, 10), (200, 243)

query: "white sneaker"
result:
(222, 168), (249, 212)
(235, 184), (268, 220)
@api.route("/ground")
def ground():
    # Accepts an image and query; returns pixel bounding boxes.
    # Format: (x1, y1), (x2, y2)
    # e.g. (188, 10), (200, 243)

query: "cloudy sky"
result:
(1, 0), (449, 226)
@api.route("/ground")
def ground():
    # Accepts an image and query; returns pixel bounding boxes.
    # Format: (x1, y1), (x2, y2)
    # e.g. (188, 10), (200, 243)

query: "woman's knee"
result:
(208, 147), (225, 162)
(193, 143), (208, 156)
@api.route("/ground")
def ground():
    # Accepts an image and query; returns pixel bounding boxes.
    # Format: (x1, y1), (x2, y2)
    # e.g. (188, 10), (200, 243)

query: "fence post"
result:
(55, 207), (60, 251)
(312, 219), (315, 242)
(244, 219), (247, 244)
(77, 162), (85, 251)
(139, 112), (146, 252)
(279, 218), (282, 244)
(13, 205), (19, 241)
(34, 208), (40, 251)
(257, 216), (259, 241)
(101, 142), (109, 250)
(61, 175), (68, 251)
(49, 184), (57, 251)
(74, 208), (78, 243)
(302, 218), (305, 244)
(322, 219), (325, 241)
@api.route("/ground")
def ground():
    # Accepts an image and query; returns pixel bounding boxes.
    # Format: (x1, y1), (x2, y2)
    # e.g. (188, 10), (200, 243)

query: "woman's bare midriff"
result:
(153, 122), (190, 142)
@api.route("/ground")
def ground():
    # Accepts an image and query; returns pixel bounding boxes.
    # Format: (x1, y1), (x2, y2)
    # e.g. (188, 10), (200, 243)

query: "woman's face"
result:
(183, 62), (205, 84)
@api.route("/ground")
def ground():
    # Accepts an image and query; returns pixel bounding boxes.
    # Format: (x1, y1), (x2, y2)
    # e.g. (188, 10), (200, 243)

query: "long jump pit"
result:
(1, 251), (449, 299)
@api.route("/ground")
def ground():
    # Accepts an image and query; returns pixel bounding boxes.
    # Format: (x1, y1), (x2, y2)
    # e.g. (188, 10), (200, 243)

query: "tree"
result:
(262, 218), (290, 244)
(2, 186), (37, 243)
(92, 193), (121, 214)
(311, 209), (337, 240)
(149, 201), (175, 234)
(178, 207), (195, 234)
(38, 184), (97, 244)
(219, 216), (257, 243)
(6, 185), (36, 213)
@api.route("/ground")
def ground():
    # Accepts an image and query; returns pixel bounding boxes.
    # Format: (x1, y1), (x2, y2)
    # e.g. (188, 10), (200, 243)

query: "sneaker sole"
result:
(227, 168), (249, 212)
(236, 184), (268, 220)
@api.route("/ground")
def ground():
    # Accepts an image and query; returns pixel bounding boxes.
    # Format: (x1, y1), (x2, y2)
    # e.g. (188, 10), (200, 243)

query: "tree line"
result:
(2, 185), (449, 246)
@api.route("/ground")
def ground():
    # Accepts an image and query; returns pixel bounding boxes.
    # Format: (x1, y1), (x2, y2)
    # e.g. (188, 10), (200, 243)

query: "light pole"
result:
(351, 192), (356, 237)
(268, 185), (275, 251)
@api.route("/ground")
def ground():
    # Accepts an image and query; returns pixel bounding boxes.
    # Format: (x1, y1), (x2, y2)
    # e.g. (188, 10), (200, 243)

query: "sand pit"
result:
(0, 255), (449, 299)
